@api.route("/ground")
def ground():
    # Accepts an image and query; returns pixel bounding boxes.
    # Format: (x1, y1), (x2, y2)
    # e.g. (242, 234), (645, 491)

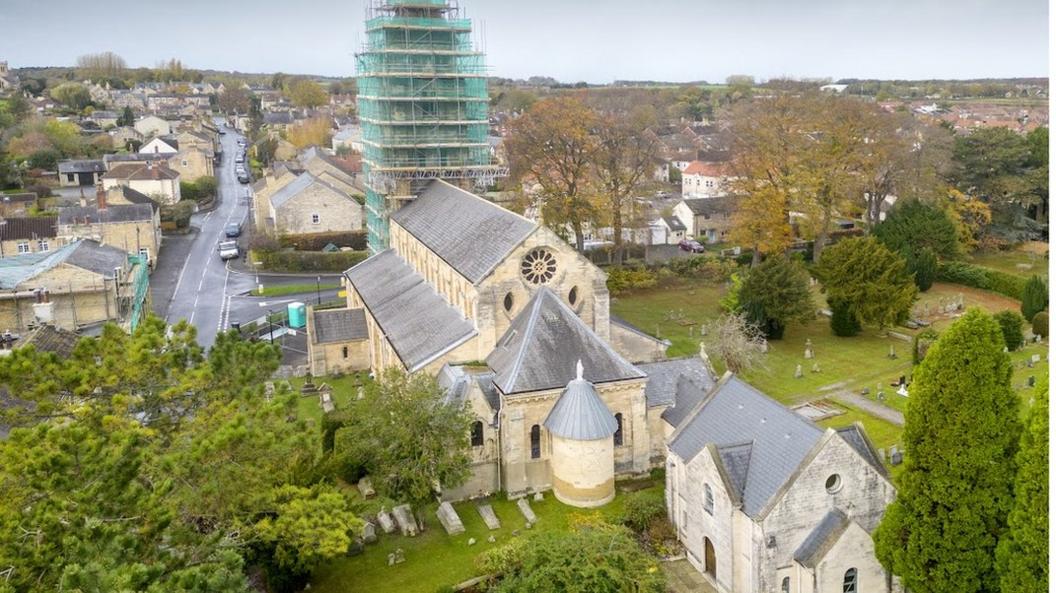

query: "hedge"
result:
(253, 249), (369, 273)
(279, 231), (367, 252)
(935, 261), (1026, 301)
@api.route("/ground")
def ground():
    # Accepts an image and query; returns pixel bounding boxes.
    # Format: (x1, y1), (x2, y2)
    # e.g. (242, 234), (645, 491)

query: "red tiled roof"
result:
(684, 160), (730, 177)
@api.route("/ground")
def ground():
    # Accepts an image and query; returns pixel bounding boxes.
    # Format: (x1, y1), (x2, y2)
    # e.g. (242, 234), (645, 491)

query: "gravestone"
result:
(1028, 375), (1036, 387)
(516, 498), (538, 525)
(320, 390), (335, 414)
(392, 504), (419, 537)
(358, 477), (375, 499)
(804, 338), (814, 360)
(376, 509), (396, 534)
(362, 521), (377, 544)
(347, 538), (364, 556)
(436, 501), (466, 535)
(811, 363), (821, 374)
(877, 447), (886, 463)
(467, 537), (476, 546)
(888, 344), (897, 359)
(477, 503), (501, 530)
(891, 450), (903, 466)
(794, 364), (803, 379)
(1032, 354), (1042, 364)
(896, 384), (909, 397)
(533, 492), (544, 502)
(393, 548), (405, 564)
(487, 535), (496, 543)
(301, 376), (317, 394)
(356, 386), (364, 400)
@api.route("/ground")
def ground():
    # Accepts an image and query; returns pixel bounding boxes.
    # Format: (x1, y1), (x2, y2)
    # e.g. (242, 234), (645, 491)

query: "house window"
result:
(471, 421), (484, 447)
(704, 483), (714, 515)
(843, 568), (857, 593)
(16, 242), (29, 254)
(37, 240), (49, 252)
(530, 424), (541, 459)
(341, 346), (349, 359)
(781, 577), (790, 593)
(614, 413), (624, 447)
(311, 214), (320, 224)
(66, 173), (75, 182)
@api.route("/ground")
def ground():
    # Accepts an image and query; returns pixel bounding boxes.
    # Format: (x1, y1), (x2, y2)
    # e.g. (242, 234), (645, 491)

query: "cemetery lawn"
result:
(815, 400), (902, 450)
(967, 243), (1048, 279)
(286, 373), (368, 422)
(610, 281), (727, 358)
(310, 478), (664, 593)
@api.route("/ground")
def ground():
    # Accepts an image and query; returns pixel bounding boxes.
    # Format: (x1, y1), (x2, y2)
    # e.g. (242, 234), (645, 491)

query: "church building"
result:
(306, 179), (899, 591)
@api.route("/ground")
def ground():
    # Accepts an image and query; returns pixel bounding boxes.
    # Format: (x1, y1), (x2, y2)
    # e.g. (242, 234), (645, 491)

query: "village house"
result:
(650, 216), (688, 245)
(134, 115), (172, 138)
(88, 110), (119, 129)
(682, 160), (733, 198)
(57, 160), (107, 187)
(139, 136), (179, 155)
(673, 196), (740, 243)
(666, 374), (899, 593)
(262, 172), (364, 236)
(0, 217), (58, 258)
(0, 193), (38, 218)
(58, 187), (160, 264)
(101, 163), (181, 205)
(109, 126), (144, 150)
(0, 239), (150, 334)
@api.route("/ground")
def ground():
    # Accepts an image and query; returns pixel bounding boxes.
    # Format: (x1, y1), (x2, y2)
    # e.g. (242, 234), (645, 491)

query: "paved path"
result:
(662, 559), (720, 593)
(832, 390), (906, 426)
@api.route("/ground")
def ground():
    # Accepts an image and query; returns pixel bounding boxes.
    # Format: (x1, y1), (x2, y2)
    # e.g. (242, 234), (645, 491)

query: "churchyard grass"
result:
(967, 244), (1048, 279)
(610, 281), (727, 358)
(286, 374), (366, 421)
(310, 479), (664, 593)
(816, 401), (902, 450)
(252, 282), (341, 297)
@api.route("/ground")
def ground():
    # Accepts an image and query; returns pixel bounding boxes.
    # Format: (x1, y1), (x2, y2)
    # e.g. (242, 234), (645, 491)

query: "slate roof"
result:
(0, 217), (58, 241)
(17, 324), (80, 358)
(345, 249), (476, 372)
(438, 365), (500, 416)
(264, 112), (295, 125)
(0, 193), (38, 205)
(793, 509), (851, 568)
(58, 203), (154, 225)
(636, 357), (715, 410)
(390, 179), (536, 284)
(663, 374), (714, 428)
(487, 287), (645, 395)
(681, 196), (740, 216)
(58, 160), (106, 174)
(102, 163), (179, 181)
(544, 371), (618, 441)
(103, 153), (167, 166)
(836, 425), (888, 477)
(311, 308), (368, 344)
(268, 173), (354, 210)
(668, 374), (823, 518)
(662, 216), (687, 232)
(117, 186), (159, 211)
(0, 240), (124, 289)
(716, 442), (753, 502)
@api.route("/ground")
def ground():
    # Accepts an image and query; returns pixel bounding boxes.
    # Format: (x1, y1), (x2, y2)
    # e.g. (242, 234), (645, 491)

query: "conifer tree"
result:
(1020, 275), (1048, 322)
(874, 309), (1021, 593)
(996, 377), (1048, 593)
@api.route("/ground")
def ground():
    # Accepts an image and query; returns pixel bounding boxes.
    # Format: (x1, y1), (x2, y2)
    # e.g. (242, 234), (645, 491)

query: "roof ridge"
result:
(434, 178), (535, 227)
(498, 286), (547, 393)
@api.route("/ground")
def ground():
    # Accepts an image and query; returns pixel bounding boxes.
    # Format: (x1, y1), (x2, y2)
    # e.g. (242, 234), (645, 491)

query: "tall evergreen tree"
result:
(874, 309), (1021, 593)
(997, 377), (1048, 593)
(739, 255), (815, 339)
(874, 198), (962, 259)
(1020, 275), (1048, 322)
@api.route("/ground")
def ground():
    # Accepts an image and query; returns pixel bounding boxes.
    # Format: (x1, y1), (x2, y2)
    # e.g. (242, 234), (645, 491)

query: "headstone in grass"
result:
(794, 364), (803, 379)
(534, 492), (544, 502)
(467, 537), (476, 546)
(376, 509), (396, 534)
(392, 504), (419, 537)
(1028, 375), (1036, 387)
(320, 389), (334, 414)
(804, 339), (814, 359)
(517, 497), (538, 525)
(437, 501), (466, 535)
(888, 344), (897, 359)
(811, 363), (821, 373)
(362, 521), (377, 544)
(891, 450), (903, 466)
(358, 477), (375, 499)
(477, 503), (501, 530)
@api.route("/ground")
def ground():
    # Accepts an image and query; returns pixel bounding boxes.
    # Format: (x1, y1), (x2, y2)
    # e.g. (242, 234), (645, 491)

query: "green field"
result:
(311, 479), (663, 593)
(285, 373), (368, 422)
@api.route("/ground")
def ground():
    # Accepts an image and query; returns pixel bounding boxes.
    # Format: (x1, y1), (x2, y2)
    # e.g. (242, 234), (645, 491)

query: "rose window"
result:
(520, 249), (557, 284)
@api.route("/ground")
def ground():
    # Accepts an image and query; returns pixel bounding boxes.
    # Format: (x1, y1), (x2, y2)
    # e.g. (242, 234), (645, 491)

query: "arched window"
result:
(703, 483), (714, 515)
(470, 421), (484, 447)
(613, 413), (624, 447)
(530, 424), (541, 459)
(503, 292), (514, 313)
(568, 286), (578, 305)
(843, 568), (857, 593)
(781, 576), (790, 593)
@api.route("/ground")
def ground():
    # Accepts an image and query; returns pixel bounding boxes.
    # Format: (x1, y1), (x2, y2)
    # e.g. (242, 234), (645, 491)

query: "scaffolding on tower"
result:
(356, 0), (508, 252)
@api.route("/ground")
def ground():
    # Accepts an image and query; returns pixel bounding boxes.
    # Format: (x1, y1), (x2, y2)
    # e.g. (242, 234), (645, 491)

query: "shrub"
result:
(620, 490), (666, 533)
(994, 310), (1025, 351)
(873, 199), (961, 259)
(1032, 311), (1048, 339)
(936, 261), (1027, 300)
(829, 299), (861, 337)
(666, 255), (735, 282)
(1020, 275), (1048, 321)
(905, 247), (938, 292)
(279, 230), (368, 252)
(913, 328), (940, 365)
(606, 266), (657, 295)
(254, 249), (370, 273)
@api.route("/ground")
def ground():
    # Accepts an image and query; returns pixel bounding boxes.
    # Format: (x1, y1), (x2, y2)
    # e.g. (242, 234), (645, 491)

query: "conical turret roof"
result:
(543, 361), (619, 441)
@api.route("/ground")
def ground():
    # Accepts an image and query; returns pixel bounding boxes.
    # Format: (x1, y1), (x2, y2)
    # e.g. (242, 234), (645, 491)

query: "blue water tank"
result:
(288, 301), (306, 329)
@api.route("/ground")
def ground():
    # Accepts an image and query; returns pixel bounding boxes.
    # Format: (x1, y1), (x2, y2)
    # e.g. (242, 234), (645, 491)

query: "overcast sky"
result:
(3, 0), (1049, 83)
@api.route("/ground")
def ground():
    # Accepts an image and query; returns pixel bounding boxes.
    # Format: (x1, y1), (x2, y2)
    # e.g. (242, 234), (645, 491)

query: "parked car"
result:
(224, 222), (242, 238)
(678, 239), (705, 253)
(238, 173), (250, 184)
(218, 240), (239, 260)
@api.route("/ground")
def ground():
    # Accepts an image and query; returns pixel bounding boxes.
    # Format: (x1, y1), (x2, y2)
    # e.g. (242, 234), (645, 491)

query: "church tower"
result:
(356, 0), (507, 253)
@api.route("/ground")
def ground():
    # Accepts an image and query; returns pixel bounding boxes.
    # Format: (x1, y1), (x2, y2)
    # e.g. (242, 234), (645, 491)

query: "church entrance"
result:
(704, 537), (716, 578)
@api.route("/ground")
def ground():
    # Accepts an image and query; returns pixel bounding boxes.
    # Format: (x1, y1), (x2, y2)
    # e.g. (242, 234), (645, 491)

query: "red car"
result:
(679, 239), (705, 253)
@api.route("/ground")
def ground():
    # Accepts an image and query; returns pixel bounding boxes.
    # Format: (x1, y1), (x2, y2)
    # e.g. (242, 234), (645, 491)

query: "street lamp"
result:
(316, 276), (321, 305)
(267, 309), (275, 344)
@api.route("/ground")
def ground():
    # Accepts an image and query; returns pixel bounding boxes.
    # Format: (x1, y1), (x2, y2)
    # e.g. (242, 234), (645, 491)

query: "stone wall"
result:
(275, 183), (363, 235)
(550, 435), (615, 507)
(609, 321), (668, 364)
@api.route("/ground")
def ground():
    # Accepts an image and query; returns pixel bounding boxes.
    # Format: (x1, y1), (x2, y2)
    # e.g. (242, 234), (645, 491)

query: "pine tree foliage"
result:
(874, 309), (1021, 593)
(815, 237), (917, 329)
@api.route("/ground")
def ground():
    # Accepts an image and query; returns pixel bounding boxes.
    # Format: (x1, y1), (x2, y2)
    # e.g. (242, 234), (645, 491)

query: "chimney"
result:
(32, 289), (54, 325)
(153, 164), (161, 180)
(95, 182), (107, 211)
